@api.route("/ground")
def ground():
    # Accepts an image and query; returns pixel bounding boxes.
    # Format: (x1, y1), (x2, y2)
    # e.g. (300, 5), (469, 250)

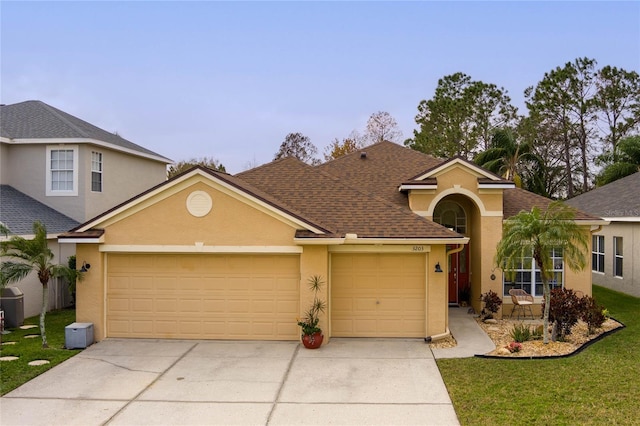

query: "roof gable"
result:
(69, 166), (329, 235)
(0, 100), (171, 163)
(411, 156), (511, 183)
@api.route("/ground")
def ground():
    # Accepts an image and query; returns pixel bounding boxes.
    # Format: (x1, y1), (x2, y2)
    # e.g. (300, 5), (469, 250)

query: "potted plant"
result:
(297, 275), (326, 349)
(458, 286), (471, 307)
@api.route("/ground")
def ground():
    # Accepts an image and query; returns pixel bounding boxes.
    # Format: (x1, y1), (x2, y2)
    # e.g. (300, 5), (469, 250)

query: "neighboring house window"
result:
(91, 151), (103, 192)
(46, 146), (78, 196)
(614, 237), (623, 278)
(503, 248), (564, 297)
(592, 235), (605, 273)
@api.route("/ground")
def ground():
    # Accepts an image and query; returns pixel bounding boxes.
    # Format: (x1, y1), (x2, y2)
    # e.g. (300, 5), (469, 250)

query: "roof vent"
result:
(360, 152), (367, 159)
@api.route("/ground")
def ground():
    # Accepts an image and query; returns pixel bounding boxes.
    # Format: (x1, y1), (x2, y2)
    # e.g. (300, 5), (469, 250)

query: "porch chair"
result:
(509, 289), (534, 320)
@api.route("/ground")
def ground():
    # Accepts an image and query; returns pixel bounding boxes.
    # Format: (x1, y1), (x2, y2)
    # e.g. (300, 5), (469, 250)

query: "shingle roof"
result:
(239, 156), (460, 239)
(503, 188), (601, 221)
(317, 141), (444, 207)
(0, 100), (170, 162)
(565, 172), (640, 218)
(0, 185), (79, 235)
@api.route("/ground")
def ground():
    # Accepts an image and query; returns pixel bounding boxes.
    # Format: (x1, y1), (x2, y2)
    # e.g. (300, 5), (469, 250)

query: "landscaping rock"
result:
(484, 319), (498, 324)
(497, 347), (511, 356)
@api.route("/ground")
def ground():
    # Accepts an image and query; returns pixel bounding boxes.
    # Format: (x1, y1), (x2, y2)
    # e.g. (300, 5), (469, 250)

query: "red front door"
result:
(448, 244), (470, 304)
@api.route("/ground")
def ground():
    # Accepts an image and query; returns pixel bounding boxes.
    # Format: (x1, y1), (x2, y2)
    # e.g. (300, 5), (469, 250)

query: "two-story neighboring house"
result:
(0, 100), (172, 318)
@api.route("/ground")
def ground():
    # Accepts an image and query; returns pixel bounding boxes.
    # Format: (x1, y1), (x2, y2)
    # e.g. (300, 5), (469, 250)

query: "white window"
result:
(91, 151), (103, 192)
(614, 237), (623, 278)
(592, 235), (605, 273)
(503, 248), (564, 297)
(46, 146), (78, 196)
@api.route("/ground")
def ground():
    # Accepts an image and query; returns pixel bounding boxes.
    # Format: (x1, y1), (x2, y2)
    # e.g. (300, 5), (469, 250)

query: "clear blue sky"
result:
(2, 1), (638, 173)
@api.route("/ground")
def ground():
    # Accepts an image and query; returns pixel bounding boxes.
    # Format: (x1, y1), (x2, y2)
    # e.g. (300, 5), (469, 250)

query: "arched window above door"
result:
(434, 201), (467, 235)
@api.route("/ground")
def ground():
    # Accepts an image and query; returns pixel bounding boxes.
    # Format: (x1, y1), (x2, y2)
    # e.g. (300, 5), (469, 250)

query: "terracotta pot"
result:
(301, 332), (323, 349)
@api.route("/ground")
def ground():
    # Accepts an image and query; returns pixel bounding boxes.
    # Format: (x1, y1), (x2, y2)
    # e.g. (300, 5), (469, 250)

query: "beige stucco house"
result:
(0, 100), (172, 318)
(62, 142), (602, 343)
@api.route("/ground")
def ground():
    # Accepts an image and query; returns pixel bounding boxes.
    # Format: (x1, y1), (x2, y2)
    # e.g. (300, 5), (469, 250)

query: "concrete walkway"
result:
(1, 339), (460, 426)
(431, 307), (496, 359)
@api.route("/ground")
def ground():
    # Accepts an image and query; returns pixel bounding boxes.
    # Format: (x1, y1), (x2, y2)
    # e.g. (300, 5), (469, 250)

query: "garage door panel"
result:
(131, 299), (152, 312)
(107, 254), (299, 340)
(179, 299), (202, 312)
(331, 253), (425, 338)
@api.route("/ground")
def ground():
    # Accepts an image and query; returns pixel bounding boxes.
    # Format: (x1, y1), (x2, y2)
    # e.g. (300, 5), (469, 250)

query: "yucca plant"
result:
(297, 275), (326, 336)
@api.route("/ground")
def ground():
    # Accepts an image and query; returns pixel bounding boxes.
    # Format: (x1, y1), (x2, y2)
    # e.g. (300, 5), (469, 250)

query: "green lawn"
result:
(438, 285), (640, 425)
(0, 308), (81, 396)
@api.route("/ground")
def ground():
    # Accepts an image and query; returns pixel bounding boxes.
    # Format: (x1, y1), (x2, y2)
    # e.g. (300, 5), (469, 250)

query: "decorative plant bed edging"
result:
(475, 318), (625, 360)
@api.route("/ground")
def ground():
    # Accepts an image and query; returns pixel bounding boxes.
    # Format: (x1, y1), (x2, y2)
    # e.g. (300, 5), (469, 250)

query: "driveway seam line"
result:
(102, 341), (199, 426)
(265, 343), (300, 425)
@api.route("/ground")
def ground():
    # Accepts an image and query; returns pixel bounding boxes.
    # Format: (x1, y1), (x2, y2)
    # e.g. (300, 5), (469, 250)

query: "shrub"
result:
(510, 323), (532, 342)
(531, 324), (544, 340)
(506, 342), (522, 353)
(581, 296), (607, 335)
(542, 288), (583, 341)
(481, 290), (503, 319)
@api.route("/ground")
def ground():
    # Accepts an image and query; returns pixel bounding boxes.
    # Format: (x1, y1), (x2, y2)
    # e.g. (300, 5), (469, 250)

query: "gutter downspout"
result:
(447, 244), (465, 256)
(424, 329), (451, 343)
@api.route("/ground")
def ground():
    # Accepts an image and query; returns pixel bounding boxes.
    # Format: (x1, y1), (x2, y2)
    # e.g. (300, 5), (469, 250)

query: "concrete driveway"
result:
(1, 339), (459, 426)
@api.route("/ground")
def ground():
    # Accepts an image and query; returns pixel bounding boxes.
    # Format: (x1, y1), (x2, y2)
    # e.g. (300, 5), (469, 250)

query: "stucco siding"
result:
(1, 144), (86, 220)
(592, 222), (640, 297)
(1, 143), (166, 223)
(101, 181), (298, 246)
(80, 145), (167, 220)
(0, 142), (10, 184)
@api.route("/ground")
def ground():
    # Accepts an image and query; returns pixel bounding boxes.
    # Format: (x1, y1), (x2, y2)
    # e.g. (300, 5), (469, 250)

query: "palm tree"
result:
(474, 129), (538, 187)
(0, 221), (80, 348)
(596, 135), (640, 186)
(495, 202), (588, 344)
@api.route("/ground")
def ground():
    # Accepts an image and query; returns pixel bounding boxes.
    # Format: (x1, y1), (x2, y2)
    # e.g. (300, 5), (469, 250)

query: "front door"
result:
(448, 244), (470, 304)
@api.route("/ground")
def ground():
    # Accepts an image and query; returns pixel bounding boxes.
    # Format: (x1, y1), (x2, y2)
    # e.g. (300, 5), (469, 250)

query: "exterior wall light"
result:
(80, 261), (91, 272)
(435, 262), (443, 273)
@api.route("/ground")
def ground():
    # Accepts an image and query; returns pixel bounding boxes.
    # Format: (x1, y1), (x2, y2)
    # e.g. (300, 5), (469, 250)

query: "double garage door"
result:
(106, 254), (300, 340)
(106, 252), (427, 340)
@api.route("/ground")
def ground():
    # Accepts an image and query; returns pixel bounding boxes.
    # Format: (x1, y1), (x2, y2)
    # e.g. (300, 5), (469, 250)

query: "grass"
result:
(0, 308), (81, 396)
(438, 285), (640, 425)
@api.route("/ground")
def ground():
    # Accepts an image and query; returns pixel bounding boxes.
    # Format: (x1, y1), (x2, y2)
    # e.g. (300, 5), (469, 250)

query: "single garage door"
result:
(106, 254), (299, 340)
(331, 253), (425, 337)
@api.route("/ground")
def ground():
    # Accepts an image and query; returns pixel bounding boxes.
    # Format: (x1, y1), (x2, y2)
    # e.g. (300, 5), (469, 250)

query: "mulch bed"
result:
(430, 317), (624, 357)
